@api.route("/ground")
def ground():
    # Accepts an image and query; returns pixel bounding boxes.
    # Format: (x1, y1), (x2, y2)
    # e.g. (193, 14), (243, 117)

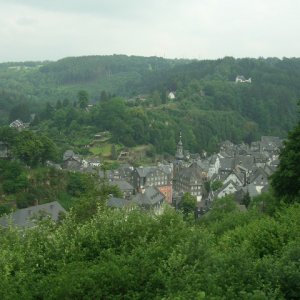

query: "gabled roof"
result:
(197, 159), (209, 172)
(242, 184), (260, 198)
(133, 186), (165, 207)
(263, 164), (275, 176)
(219, 157), (235, 170)
(9, 119), (25, 128)
(107, 197), (131, 209)
(234, 155), (255, 171)
(0, 201), (66, 228)
(249, 168), (269, 184)
(175, 162), (204, 183)
(224, 169), (244, 185)
(135, 166), (166, 178)
(214, 180), (239, 198)
(110, 180), (134, 191)
(63, 150), (80, 161)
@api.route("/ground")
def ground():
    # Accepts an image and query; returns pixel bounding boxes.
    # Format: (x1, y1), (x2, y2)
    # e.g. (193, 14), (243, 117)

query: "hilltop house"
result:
(235, 75), (251, 83)
(9, 119), (28, 131)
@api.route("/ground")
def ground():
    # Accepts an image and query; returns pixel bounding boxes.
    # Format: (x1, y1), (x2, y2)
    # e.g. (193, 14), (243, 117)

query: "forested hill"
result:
(0, 55), (189, 102)
(1, 55), (300, 153)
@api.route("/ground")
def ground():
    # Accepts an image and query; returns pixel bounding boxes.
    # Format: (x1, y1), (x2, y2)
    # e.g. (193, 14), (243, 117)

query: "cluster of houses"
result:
(0, 131), (282, 227)
(60, 133), (281, 215)
(110, 134), (281, 213)
(50, 133), (283, 214)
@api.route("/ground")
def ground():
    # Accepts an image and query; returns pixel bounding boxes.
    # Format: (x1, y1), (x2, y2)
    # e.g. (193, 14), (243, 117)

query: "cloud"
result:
(0, 0), (299, 62)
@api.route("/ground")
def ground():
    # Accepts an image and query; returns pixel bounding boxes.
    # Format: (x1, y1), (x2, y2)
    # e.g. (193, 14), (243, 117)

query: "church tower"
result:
(173, 132), (184, 178)
(175, 132), (184, 160)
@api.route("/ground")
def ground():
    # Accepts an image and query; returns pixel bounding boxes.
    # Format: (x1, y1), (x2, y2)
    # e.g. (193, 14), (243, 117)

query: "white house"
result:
(235, 75), (251, 83)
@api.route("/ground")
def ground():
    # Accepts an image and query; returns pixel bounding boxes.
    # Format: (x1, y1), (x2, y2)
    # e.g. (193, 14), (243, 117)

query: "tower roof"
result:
(175, 132), (184, 160)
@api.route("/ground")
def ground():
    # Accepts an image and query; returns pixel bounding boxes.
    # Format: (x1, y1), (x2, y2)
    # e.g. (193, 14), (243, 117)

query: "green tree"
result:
(9, 103), (31, 122)
(77, 90), (89, 109)
(211, 180), (223, 191)
(100, 90), (108, 102)
(56, 100), (62, 109)
(111, 144), (118, 160)
(178, 192), (197, 217)
(271, 117), (300, 203)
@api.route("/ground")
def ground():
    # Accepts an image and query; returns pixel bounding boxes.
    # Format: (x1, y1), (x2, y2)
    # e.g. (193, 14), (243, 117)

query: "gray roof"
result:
(107, 197), (131, 209)
(261, 136), (282, 147)
(234, 155), (255, 171)
(242, 184), (260, 198)
(63, 150), (82, 163)
(158, 164), (173, 175)
(0, 201), (66, 228)
(249, 168), (269, 185)
(263, 164), (276, 176)
(133, 186), (165, 207)
(197, 159), (209, 172)
(109, 180), (134, 191)
(175, 162), (204, 183)
(135, 166), (166, 178)
(219, 157), (235, 171)
(215, 179), (238, 196)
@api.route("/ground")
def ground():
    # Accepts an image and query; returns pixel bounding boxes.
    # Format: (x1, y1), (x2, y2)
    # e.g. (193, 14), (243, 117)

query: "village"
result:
(51, 133), (282, 216)
(0, 113), (283, 228)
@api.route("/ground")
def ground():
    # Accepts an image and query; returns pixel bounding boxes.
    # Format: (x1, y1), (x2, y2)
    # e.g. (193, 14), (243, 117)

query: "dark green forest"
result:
(1, 55), (300, 299)
(1, 56), (299, 154)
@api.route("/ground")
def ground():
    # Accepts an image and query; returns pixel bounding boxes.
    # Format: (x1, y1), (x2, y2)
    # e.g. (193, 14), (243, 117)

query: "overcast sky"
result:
(0, 0), (299, 62)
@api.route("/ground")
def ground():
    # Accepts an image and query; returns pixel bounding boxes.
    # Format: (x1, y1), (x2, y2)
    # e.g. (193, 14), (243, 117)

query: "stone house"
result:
(132, 186), (165, 214)
(133, 166), (172, 204)
(173, 162), (207, 203)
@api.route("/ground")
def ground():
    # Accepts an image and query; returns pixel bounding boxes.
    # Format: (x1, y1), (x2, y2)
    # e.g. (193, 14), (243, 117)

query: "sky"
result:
(0, 0), (299, 62)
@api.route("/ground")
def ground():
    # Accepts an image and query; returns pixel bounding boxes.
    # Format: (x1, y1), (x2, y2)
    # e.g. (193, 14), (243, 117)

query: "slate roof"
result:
(133, 186), (165, 207)
(63, 150), (81, 163)
(249, 168), (269, 185)
(197, 159), (209, 172)
(109, 180), (134, 191)
(263, 164), (276, 176)
(135, 166), (167, 178)
(261, 136), (282, 148)
(242, 184), (260, 198)
(215, 180), (239, 197)
(0, 201), (66, 228)
(175, 162), (204, 183)
(224, 169), (245, 185)
(219, 157), (235, 171)
(234, 155), (255, 171)
(107, 197), (131, 209)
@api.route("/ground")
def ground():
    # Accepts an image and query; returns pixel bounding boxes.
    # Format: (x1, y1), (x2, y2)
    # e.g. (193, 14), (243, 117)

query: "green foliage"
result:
(1, 56), (300, 156)
(211, 180), (223, 191)
(178, 192), (197, 217)
(12, 130), (58, 166)
(271, 117), (300, 203)
(0, 160), (28, 194)
(77, 90), (89, 109)
(67, 172), (94, 197)
(0, 200), (300, 299)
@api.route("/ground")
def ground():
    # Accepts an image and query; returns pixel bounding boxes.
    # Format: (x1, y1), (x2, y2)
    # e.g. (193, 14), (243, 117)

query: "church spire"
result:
(175, 132), (184, 160)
